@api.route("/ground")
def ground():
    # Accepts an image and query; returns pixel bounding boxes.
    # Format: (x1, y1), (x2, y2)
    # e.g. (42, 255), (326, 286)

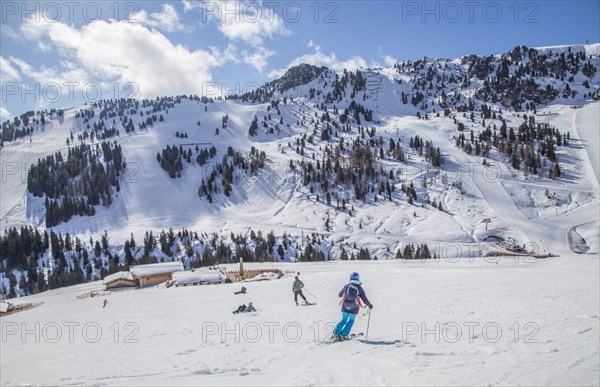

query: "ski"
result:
(323, 333), (364, 344)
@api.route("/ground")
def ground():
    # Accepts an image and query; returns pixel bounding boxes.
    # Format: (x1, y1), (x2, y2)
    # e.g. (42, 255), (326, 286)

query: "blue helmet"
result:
(349, 272), (360, 281)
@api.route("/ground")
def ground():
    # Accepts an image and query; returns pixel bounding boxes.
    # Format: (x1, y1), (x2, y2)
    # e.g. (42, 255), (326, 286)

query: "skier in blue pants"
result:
(333, 272), (373, 340)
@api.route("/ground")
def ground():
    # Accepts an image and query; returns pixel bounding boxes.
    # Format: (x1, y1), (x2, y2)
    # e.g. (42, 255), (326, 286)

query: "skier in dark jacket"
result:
(333, 272), (373, 340)
(292, 276), (308, 305)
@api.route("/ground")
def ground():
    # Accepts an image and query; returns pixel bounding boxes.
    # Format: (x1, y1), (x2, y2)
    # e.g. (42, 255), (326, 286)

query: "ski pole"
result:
(303, 288), (318, 300)
(365, 308), (372, 343)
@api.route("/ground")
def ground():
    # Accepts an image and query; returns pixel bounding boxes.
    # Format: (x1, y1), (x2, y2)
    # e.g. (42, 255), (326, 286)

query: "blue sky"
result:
(1, 0), (599, 120)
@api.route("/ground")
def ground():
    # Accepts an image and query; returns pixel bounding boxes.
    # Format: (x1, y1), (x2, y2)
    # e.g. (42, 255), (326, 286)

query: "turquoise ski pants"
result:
(333, 312), (356, 336)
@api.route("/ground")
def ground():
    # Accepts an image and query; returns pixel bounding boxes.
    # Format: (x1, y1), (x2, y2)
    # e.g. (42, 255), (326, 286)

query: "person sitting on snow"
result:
(234, 286), (247, 295)
(233, 304), (247, 314)
(233, 303), (257, 314)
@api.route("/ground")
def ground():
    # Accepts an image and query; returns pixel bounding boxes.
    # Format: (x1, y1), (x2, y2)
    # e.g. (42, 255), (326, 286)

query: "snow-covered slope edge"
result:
(1, 258), (598, 386)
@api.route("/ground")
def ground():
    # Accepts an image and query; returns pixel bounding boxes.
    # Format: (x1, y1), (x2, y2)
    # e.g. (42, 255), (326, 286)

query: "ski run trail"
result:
(1, 259), (598, 386)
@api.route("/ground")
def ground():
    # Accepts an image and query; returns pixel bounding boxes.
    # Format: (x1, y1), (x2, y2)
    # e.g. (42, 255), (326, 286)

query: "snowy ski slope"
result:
(1, 94), (598, 258)
(1, 258), (598, 385)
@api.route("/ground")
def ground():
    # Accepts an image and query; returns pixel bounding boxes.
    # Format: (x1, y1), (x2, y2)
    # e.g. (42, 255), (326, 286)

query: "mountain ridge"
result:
(0, 43), (598, 296)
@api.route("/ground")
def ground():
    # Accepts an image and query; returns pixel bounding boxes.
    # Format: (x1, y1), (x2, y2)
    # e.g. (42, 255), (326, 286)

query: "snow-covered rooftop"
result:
(130, 262), (184, 277)
(171, 268), (227, 285)
(103, 271), (134, 284)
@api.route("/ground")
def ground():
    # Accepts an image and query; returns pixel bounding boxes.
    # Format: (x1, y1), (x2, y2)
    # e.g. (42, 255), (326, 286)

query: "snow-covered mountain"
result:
(0, 43), (599, 294)
(0, 43), (599, 387)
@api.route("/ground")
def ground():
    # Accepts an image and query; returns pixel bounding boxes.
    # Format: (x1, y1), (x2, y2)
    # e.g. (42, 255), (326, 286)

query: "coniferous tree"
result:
(8, 272), (17, 298)
(248, 116), (258, 137)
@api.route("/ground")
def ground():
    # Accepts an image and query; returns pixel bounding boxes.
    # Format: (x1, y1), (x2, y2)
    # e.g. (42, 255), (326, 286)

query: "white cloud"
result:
(134, 4), (184, 33)
(5, 57), (33, 76)
(0, 106), (12, 121)
(243, 46), (273, 73)
(196, 0), (289, 47)
(18, 15), (233, 99)
(384, 55), (397, 66)
(0, 56), (21, 82)
(1, 25), (20, 40)
(10, 55), (93, 94)
(183, 1), (290, 72)
(337, 56), (368, 71)
(182, 0), (201, 12)
(268, 46), (367, 78)
(376, 47), (397, 67)
(211, 43), (239, 64)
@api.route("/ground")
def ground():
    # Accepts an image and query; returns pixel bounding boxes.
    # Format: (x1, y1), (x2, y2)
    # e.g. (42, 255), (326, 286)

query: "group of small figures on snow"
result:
(232, 272), (374, 342)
